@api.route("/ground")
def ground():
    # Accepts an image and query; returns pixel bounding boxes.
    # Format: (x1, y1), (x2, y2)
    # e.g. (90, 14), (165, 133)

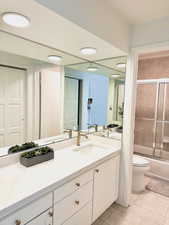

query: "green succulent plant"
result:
(8, 142), (38, 154)
(21, 146), (53, 159)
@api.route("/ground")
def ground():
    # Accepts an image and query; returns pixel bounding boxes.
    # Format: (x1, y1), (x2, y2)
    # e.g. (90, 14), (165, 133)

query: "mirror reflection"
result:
(64, 59), (126, 138)
(0, 30), (126, 157)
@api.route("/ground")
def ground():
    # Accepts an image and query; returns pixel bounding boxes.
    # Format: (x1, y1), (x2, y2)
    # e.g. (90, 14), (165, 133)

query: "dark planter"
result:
(20, 148), (54, 167)
(107, 124), (119, 128)
(116, 126), (123, 133)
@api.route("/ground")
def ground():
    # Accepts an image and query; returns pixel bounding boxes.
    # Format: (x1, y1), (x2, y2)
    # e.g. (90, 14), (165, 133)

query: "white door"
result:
(0, 66), (25, 147)
(92, 156), (120, 222)
(64, 77), (79, 130)
(26, 210), (52, 225)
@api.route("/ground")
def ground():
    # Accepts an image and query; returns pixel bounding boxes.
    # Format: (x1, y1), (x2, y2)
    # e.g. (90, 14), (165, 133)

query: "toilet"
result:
(132, 155), (150, 193)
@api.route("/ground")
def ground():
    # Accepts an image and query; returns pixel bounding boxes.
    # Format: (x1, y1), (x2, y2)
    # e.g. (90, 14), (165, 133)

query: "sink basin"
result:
(72, 143), (112, 156)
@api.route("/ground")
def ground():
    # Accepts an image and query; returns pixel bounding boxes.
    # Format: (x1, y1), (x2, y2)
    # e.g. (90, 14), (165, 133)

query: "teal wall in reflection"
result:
(64, 67), (109, 130)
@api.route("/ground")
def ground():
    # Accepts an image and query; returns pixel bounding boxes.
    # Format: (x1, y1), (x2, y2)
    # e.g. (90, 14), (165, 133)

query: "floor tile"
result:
(92, 189), (169, 225)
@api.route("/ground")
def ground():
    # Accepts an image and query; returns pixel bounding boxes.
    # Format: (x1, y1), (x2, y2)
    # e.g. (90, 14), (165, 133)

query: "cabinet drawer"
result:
(0, 193), (52, 225)
(54, 170), (93, 203)
(54, 181), (93, 225)
(63, 202), (92, 225)
(26, 208), (53, 225)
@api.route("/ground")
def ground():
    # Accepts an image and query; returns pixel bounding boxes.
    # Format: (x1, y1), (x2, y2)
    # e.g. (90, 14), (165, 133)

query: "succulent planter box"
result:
(20, 147), (54, 167)
(116, 126), (123, 133)
(8, 142), (38, 154)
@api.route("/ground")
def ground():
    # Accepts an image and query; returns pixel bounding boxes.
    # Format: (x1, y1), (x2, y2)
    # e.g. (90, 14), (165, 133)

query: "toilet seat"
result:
(133, 155), (150, 167)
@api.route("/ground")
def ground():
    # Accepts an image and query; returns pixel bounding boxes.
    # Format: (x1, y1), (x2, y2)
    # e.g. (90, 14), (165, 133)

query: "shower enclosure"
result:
(134, 79), (169, 161)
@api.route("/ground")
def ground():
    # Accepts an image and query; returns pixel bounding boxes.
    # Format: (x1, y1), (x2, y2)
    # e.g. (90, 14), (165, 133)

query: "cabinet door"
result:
(27, 209), (53, 225)
(92, 156), (120, 222)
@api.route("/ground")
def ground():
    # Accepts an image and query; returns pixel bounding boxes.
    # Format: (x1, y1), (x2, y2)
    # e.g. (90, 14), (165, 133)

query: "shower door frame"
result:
(137, 78), (169, 159)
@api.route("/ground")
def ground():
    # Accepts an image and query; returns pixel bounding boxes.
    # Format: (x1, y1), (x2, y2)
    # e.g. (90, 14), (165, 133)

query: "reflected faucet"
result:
(64, 129), (73, 138)
(88, 124), (98, 133)
(77, 130), (88, 146)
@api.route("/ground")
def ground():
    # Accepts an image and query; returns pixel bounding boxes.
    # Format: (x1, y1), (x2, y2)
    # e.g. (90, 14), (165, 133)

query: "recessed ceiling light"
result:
(116, 63), (126, 68)
(80, 47), (97, 55)
(87, 66), (98, 72)
(2, 12), (30, 28)
(48, 55), (62, 64)
(112, 74), (120, 78)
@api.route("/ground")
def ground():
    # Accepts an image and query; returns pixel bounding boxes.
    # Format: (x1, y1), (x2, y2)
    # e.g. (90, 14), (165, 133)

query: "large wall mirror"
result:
(0, 30), (126, 157)
(64, 58), (126, 138)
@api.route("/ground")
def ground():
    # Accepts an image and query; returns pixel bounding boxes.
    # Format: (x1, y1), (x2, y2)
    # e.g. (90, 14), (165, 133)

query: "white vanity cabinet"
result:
(26, 209), (53, 225)
(0, 193), (53, 225)
(53, 170), (93, 225)
(0, 152), (120, 225)
(62, 203), (92, 225)
(92, 156), (120, 222)
(53, 155), (120, 225)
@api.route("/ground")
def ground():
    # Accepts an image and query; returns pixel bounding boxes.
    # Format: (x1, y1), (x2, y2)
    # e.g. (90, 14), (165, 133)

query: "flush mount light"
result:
(87, 66), (98, 72)
(2, 12), (30, 28)
(112, 74), (120, 78)
(80, 47), (97, 55)
(116, 63), (126, 68)
(48, 55), (62, 64)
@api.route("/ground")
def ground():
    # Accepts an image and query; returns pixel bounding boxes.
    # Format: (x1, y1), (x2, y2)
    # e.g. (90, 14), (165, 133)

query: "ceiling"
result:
(107, 0), (169, 25)
(95, 57), (127, 73)
(66, 56), (126, 80)
(0, 31), (85, 66)
(0, 29), (127, 74)
(0, 0), (126, 61)
(0, 50), (52, 68)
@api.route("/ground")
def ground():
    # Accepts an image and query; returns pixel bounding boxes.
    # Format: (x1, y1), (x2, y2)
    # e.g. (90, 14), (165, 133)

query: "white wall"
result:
(131, 18), (169, 48)
(41, 67), (64, 138)
(35, 0), (130, 53)
(117, 53), (138, 207)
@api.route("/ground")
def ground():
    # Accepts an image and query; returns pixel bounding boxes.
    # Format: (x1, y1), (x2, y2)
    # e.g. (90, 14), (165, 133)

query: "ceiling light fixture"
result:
(2, 12), (30, 28)
(48, 55), (62, 64)
(112, 74), (120, 78)
(116, 63), (126, 68)
(87, 66), (98, 72)
(80, 47), (97, 55)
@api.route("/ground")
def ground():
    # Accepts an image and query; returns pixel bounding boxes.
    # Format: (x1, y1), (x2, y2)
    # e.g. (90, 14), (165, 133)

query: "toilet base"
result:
(132, 166), (150, 193)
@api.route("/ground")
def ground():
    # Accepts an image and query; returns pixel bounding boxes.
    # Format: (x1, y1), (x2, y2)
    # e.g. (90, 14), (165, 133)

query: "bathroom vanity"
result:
(0, 139), (120, 225)
(0, 29), (125, 225)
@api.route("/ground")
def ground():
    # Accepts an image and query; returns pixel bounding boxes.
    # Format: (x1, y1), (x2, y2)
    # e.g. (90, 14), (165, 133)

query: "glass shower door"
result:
(134, 83), (158, 156)
(155, 82), (169, 159)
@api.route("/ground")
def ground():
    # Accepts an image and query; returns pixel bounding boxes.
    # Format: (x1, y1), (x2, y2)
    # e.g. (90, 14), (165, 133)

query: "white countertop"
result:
(0, 140), (121, 219)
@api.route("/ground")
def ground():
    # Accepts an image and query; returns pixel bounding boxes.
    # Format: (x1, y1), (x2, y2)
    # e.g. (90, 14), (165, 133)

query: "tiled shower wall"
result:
(138, 56), (169, 80)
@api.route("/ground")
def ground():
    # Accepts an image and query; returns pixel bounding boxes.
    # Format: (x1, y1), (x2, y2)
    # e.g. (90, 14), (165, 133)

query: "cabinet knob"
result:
(75, 182), (80, 187)
(75, 200), (80, 205)
(15, 220), (21, 225)
(48, 211), (53, 217)
(95, 169), (99, 173)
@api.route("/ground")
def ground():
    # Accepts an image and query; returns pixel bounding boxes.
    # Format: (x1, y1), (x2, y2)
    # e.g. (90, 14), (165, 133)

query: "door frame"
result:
(120, 42), (169, 207)
(65, 76), (82, 130)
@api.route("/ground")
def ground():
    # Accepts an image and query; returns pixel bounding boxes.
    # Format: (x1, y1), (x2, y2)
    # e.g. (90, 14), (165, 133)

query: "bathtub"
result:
(134, 144), (169, 181)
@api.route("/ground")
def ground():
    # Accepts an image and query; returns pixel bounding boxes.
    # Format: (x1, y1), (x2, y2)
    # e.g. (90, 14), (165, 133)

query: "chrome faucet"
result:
(88, 124), (98, 133)
(77, 130), (88, 146)
(64, 129), (73, 138)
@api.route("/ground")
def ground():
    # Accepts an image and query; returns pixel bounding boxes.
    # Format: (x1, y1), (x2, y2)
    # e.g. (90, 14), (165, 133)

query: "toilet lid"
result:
(133, 155), (150, 167)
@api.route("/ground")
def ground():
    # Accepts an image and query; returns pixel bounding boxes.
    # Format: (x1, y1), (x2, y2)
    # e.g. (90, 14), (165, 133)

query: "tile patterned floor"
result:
(145, 176), (169, 198)
(93, 190), (169, 225)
